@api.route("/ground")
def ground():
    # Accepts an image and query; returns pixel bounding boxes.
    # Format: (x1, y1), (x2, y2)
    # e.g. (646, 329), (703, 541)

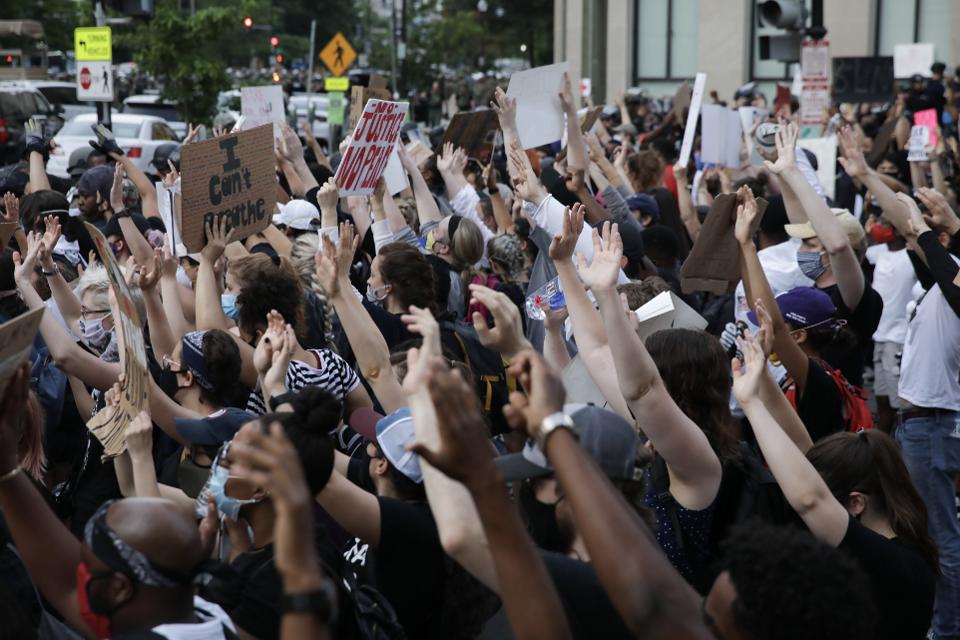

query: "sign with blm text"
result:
(180, 124), (276, 252)
(83, 222), (150, 460)
(832, 57), (894, 104)
(335, 100), (409, 196)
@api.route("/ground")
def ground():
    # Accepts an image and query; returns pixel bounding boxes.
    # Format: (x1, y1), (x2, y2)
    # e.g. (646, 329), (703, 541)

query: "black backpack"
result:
(339, 567), (408, 640)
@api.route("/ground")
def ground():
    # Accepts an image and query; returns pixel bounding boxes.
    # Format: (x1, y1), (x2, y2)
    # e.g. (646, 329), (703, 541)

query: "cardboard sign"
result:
(907, 125), (930, 162)
(580, 106), (603, 133)
(336, 100), (410, 196)
(671, 80), (691, 124)
(406, 140), (433, 167)
(0, 307), (43, 394)
(0, 222), (17, 251)
(797, 136), (838, 201)
(681, 193), (768, 295)
(83, 222), (150, 460)
(506, 62), (570, 149)
(832, 57), (894, 104)
(634, 291), (708, 341)
(156, 181), (180, 256)
(914, 108), (938, 147)
(440, 109), (500, 163)
(894, 43), (934, 79)
(180, 124), (276, 252)
(349, 75), (392, 129)
(241, 85), (285, 135)
(678, 73), (707, 166)
(700, 104), (742, 167)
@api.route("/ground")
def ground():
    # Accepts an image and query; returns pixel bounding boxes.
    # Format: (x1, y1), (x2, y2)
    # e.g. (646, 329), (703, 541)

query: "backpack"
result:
(440, 321), (517, 435)
(340, 567), (408, 640)
(785, 360), (875, 433)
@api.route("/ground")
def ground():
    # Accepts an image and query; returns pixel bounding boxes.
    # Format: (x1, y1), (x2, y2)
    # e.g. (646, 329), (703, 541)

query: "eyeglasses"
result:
(80, 306), (111, 320)
(161, 354), (186, 374)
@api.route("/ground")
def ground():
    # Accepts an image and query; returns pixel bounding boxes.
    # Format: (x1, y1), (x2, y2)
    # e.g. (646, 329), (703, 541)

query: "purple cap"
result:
(747, 286), (837, 329)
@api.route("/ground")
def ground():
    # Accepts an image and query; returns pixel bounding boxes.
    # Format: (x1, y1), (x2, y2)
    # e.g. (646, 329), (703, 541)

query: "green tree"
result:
(0, 0), (84, 53)
(117, 0), (237, 124)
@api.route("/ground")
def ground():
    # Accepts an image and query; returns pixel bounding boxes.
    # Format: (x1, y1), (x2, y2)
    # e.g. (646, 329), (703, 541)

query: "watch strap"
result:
(268, 391), (297, 412)
(281, 581), (338, 623)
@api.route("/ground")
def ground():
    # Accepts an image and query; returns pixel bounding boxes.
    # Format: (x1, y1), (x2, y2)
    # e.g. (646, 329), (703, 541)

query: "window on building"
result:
(633, 0), (699, 81)
(875, 0), (952, 65)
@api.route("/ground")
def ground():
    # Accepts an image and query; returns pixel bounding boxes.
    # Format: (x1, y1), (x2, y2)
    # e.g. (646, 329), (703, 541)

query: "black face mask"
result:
(177, 456), (212, 499)
(519, 482), (568, 553)
(156, 368), (181, 399)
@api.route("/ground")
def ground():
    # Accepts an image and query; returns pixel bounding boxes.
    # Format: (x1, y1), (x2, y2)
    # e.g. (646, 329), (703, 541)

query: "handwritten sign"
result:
(180, 124), (276, 252)
(907, 125), (930, 162)
(440, 109), (500, 163)
(894, 43), (934, 79)
(914, 108), (938, 147)
(83, 222), (150, 460)
(832, 57), (894, 104)
(507, 62), (570, 149)
(241, 85), (285, 135)
(335, 100), (410, 196)
(0, 307), (44, 394)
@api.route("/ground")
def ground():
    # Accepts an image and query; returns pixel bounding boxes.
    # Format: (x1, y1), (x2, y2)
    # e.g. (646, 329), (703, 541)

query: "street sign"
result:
(77, 61), (114, 101)
(324, 76), (350, 92)
(74, 27), (112, 62)
(319, 32), (356, 77)
(327, 92), (345, 125)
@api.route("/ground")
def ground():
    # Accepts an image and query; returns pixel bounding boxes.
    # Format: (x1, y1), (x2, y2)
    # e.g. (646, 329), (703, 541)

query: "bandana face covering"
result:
(76, 562), (113, 639)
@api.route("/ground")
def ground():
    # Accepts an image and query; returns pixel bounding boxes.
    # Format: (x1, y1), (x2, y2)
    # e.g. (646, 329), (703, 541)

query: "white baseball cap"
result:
(272, 199), (321, 231)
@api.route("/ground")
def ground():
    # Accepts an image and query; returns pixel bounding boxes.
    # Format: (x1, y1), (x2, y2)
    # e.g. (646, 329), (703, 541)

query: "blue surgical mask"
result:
(797, 251), (828, 281)
(221, 292), (240, 319)
(80, 317), (111, 352)
(203, 453), (259, 521)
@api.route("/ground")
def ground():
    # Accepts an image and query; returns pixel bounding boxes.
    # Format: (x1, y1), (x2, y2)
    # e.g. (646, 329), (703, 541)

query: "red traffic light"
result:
(243, 17), (253, 28)
(270, 36), (279, 47)
(276, 54), (283, 63)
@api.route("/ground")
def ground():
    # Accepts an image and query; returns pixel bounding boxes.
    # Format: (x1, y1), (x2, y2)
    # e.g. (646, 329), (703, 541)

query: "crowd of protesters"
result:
(0, 56), (957, 640)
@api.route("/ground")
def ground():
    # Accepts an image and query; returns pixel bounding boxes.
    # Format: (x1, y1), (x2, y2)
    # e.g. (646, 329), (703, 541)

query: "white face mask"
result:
(80, 317), (111, 352)
(366, 283), (389, 306)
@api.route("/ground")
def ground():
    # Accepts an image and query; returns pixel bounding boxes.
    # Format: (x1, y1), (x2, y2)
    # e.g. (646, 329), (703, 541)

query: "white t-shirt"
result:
(868, 244), (917, 344)
(898, 256), (960, 411)
(149, 597), (236, 639)
(734, 238), (813, 329)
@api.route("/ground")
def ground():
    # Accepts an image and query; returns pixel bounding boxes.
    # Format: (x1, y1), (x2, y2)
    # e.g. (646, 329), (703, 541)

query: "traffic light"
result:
(243, 17), (253, 28)
(276, 54), (283, 63)
(757, 0), (806, 62)
(270, 36), (279, 47)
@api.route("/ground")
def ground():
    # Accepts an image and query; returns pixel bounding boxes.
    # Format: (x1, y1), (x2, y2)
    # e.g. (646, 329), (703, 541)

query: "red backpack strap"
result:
(817, 360), (875, 432)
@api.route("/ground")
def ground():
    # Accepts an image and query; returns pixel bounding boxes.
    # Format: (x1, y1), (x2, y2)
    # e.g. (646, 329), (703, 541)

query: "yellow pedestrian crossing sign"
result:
(319, 32), (356, 77)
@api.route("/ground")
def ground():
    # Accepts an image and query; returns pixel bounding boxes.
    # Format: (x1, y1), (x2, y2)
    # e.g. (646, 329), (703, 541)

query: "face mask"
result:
(76, 562), (114, 639)
(109, 240), (123, 258)
(519, 482), (568, 553)
(178, 455), (212, 499)
(100, 331), (120, 363)
(80, 317), (111, 352)
(797, 250), (829, 281)
(206, 458), (259, 521)
(221, 293), (240, 320)
(870, 224), (897, 244)
(365, 283), (389, 305)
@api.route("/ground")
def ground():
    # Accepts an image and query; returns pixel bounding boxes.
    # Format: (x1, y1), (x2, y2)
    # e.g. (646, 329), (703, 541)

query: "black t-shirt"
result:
(794, 358), (845, 442)
(819, 283), (883, 388)
(342, 497), (447, 640)
(227, 545), (284, 640)
(540, 552), (634, 639)
(838, 516), (935, 640)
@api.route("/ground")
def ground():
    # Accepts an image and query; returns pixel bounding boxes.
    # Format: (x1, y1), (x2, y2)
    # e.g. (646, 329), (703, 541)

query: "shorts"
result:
(872, 341), (902, 407)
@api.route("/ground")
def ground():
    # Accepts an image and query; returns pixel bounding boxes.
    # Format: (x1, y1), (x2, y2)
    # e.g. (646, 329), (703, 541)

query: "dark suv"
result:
(0, 82), (63, 165)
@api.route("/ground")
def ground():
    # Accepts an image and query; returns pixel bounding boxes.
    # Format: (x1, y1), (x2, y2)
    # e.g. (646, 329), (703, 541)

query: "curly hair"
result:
(645, 329), (738, 462)
(199, 329), (243, 408)
(236, 266), (306, 341)
(720, 520), (875, 640)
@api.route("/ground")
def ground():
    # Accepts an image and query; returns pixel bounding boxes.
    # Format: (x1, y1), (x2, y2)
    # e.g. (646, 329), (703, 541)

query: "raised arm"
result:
(109, 163), (155, 267)
(25, 120), (52, 193)
(483, 164), (513, 234)
(838, 126), (912, 237)
(133, 249), (177, 360)
(397, 143), (442, 226)
(732, 333), (849, 546)
(504, 351), (708, 639)
(410, 357), (572, 640)
(277, 124), (320, 193)
(673, 162), (701, 242)
(899, 193), (960, 317)
(158, 247), (192, 343)
(581, 223), (721, 509)
(768, 122), (864, 309)
(491, 87), (521, 182)
(36, 215), (83, 336)
(560, 73), (587, 173)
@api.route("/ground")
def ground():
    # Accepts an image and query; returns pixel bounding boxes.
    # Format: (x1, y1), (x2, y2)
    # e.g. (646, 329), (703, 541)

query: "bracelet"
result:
(0, 467), (22, 483)
(41, 265), (59, 277)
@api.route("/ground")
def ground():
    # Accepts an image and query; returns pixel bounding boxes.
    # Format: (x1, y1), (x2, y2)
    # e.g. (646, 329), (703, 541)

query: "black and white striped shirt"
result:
(247, 348), (360, 415)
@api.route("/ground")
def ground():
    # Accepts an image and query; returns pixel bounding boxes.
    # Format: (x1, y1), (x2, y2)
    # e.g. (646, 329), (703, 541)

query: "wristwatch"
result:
(281, 580), (338, 623)
(268, 391), (297, 412)
(531, 412), (577, 449)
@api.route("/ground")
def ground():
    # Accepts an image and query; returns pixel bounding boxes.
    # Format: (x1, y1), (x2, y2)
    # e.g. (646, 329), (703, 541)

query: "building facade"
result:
(555, 0), (960, 103)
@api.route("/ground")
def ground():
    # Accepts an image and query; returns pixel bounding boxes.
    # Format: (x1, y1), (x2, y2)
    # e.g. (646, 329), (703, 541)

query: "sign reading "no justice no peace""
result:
(335, 100), (409, 197)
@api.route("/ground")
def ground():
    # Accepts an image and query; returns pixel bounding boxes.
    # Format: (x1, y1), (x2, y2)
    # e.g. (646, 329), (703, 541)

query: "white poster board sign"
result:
(634, 291), (707, 342)
(241, 85), (285, 134)
(894, 43), (935, 79)
(907, 125), (930, 162)
(335, 100), (409, 196)
(383, 143), (408, 196)
(797, 135), (838, 201)
(700, 104), (742, 167)
(506, 62), (570, 149)
(678, 73), (707, 166)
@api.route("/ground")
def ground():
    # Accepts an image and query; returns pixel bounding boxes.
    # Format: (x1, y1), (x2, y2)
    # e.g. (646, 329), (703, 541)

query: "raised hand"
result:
(110, 162), (126, 213)
(201, 216), (234, 262)
(24, 118), (47, 155)
(763, 120), (798, 175)
(503, 349), (566, 439)
(406, 357), (497, 487)
(136, 248), (164, 292)
(896, 193), (932, 238)
(436, 142), (457, 174)
(548, 203), (585, 262)
(316, 177), (339, 214)
(314, 233), (342, 297)
(490, 86), (518, 130)
(584, 132), (605, 163)
(916, 187), (960, 233)
(162, 160), (180, 188)
(753, 298), (775, 357)
(264, 321), (296, 398)
(276, 123), (305, 163)
(672, 161), (688, 185)
(2, 191), (20, 225)
(40, 214), (62, 257)
(558, 72), (575, 113)
(576, 222), (622, 292)
(401, 305), (441, 361)
(482, 163), (497, 193)
(125, 410), (154, 462)
(469, 284), (531, 359)
(837, 126), (869, 179)
(13, 232), (43, 284)
(182, 123), (203, 145)
(90, 123), (124, 158)
(733, 186), (763, 246)
(731, 331), (768, 405)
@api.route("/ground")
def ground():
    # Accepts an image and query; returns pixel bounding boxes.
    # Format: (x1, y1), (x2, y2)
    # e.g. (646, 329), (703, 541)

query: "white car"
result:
(288, 93), (330, 149)
(46, 113), (180, 179)
(122, 94), (186, 140)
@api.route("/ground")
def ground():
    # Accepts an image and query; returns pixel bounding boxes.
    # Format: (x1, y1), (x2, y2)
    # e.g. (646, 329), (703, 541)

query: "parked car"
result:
(22, 80), (96, 123)
(46, 113), (179, 178)
(121, 94), (186, 139)
(0, 81), (63, 164)
(287, 93), (330, 149)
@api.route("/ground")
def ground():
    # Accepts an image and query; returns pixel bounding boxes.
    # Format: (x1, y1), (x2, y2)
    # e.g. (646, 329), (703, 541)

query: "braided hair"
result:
(290, 233), (336, 349)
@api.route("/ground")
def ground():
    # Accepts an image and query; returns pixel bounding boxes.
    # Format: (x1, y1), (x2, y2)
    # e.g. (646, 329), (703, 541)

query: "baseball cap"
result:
(272, 199), (321, 231)
(375, 408), (422, 483)
(784, 208), (866, 247)
(77, 164), (114, 201)
(747, 286), (839, 330)
(494, 405), (644, 482)
(349, 407), (384, 441)
(754, 122), (780, 152)
(625, 193), (660, 222)
(175, 407), (257, 446)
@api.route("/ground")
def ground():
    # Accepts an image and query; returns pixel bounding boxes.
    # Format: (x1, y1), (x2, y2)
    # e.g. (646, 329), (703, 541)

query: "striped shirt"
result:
(247, 348), (361, 415)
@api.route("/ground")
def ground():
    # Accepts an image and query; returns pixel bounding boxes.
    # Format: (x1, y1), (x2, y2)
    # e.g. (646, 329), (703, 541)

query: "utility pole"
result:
(93, 1), (111, 129)
(307, 19), (316, 94)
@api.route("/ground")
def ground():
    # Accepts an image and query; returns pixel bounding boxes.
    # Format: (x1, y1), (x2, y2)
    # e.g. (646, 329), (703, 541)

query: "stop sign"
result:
(80, 67), (91, 90)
